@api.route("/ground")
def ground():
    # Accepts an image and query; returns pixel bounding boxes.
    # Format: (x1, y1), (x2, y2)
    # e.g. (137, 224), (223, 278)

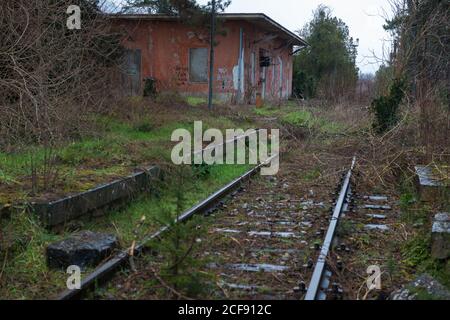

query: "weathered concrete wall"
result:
(113, 19), (294, 103)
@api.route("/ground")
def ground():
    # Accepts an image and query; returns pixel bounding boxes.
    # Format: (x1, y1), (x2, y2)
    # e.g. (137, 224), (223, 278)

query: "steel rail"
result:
(305, 157), (356, 300)
(57, 154), (279, 300)
(193, 129), (259, 158)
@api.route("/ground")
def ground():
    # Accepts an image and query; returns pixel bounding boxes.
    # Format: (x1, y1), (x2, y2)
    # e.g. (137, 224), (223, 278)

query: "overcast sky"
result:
(197, 0), (393, 74)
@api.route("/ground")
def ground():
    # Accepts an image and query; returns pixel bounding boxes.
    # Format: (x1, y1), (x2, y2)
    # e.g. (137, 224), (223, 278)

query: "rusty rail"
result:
(305, 157), (356, 300)
(57, 154), (278, 300)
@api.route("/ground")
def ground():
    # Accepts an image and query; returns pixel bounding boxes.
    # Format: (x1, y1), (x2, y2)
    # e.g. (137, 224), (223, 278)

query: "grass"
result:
(281, 111), (345, 135)
(302, 167), (322, 182)
(253, 107), (279, 117)
(0, 97), (262, 299)
(398, 177), (450, 290)
(0, 103), (247, 204)
(0, 163), (252, 299)
(0, 97), (370, 299)
(186, 96), (222, 107)
(252, 104), (346, 136)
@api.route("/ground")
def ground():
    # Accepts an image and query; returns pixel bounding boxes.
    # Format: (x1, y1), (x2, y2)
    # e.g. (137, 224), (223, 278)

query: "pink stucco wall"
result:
(113, 18), (294, 103)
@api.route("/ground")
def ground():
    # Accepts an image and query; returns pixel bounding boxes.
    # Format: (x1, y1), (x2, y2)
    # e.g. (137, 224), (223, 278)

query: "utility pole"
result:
(208, 0), (216, 110)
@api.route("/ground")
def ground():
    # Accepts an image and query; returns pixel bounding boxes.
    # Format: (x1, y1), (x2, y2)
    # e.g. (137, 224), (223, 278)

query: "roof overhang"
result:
(108, 13), (308, 47)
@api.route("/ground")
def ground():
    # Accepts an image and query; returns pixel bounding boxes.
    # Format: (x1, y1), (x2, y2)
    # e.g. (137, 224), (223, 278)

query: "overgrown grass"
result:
(0, 98), (260, 299)
(186, 96), (222, 107)
(0, 163), (252, 299)
(253, 106), (279, 117)
(398, 177), (450, 290)
(253, 104), (346, 135)
(0, 103), (245, 203)
(281, 111), (345, 134)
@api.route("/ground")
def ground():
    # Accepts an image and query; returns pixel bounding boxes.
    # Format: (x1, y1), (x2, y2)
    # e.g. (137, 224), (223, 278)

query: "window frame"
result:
(188, 47), (209, 84)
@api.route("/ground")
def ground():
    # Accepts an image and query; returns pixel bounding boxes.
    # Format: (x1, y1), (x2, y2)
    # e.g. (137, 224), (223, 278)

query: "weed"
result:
(303, 167), (321, 182)
(402, 233), (431, 268)
(133, 119), (154, 133)
(337, 219), (354, 237)
(406, 286), (445, 300)
(371, 78), (406, 134)
(192, 163), (214, 179)
(253, 107), (278, 117)
(148, 168), (212, 298)
(282, 111), (314, 129)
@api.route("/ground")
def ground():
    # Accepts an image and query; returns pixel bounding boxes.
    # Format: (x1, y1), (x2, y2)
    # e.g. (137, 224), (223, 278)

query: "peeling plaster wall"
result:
(113, 19), (294, 103)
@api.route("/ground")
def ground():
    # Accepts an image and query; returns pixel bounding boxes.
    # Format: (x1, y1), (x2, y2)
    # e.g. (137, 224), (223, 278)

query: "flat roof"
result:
(108, 13), (308, 47)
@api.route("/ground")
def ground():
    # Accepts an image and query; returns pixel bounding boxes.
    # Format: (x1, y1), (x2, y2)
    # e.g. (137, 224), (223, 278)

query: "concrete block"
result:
(415, 166), (449, 202)
(432, 213), (450, 260)
(47, 231), (118, 269)
(391, 274), (450, 300)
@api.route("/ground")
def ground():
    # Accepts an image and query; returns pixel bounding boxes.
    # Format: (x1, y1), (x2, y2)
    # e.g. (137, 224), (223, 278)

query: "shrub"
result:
(282, 111), (314, 128)
(371, 78), (406, 134)
(133, 119), (154, 133)
(143, 78), (157, 97)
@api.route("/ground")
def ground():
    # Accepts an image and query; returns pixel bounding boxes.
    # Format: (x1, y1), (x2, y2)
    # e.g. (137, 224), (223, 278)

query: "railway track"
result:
(59, 155), (361, 300)
(305, 157), (356, 300)
(57, 154), (278, 300)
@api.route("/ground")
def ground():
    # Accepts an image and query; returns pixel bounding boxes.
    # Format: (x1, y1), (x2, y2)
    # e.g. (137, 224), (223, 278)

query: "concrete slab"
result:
(226, 263), (289, 272)
(367, 214), (387, 220)
(363, 205), (392, 210)
(46, 231), (118, 269)
(364, 224), (390, 232)
(415, 165), (449, 202)
(432, 212), (450, 260)
(391, 274), (450, 300)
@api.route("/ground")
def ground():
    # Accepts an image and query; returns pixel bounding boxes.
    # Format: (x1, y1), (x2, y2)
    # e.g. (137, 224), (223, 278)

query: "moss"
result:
(0, 163), (252, 299)
(303, 167), (321, 181)
(253, 107), (279, 117)
(281, 111), (345, 135)
(282, 111), (314, 128)
(0, 210), (67, 299)
(406, 286), (447, 300)
(186, 96), (222, 107)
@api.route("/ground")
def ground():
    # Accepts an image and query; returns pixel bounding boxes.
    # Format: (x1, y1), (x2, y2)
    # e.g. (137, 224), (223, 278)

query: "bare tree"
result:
(0, 0), (124, 148)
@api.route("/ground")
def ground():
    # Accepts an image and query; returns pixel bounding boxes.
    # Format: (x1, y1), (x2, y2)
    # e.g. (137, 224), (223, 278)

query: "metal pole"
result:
(208, 0), (216, 110)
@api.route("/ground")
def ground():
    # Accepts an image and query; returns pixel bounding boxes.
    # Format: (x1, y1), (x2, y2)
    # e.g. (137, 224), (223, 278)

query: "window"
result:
(189, 48), (208, 83)
(259, 49), (271, 67)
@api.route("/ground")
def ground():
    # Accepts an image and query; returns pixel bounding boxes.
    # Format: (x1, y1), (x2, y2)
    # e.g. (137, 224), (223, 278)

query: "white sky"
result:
(198, 0), (393, 74)
(110, 0), (394, 74)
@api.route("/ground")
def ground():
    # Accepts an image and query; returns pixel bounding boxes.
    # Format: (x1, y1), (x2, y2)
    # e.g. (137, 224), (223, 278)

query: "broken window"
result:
(259, 49), (271, 67)
(189, 48), (208, 83)
(123, 49), (141, 96)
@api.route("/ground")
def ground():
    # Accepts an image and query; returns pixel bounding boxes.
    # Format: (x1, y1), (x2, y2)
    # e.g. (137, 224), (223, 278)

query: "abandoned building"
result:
(110, 13), (307, 104)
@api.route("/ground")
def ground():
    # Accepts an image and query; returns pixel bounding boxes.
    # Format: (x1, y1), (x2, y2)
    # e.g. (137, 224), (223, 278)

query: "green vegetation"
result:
(0, 103), (247, 203)
(253, 107), (279, 117)
(406, 286), (447, 301)
(293, 5), (359, 99)
(253, 105), (346, 136)
(302, 167), (322, 182)
(371, 78), (406, 134)
(0, 163), (251, 299)
(401, 231), (449, 289)
(148, 168), (212, 298)
(398, 178), (450, 289)
(186, 96), (207, 107)
(185, 96), (223, 107)
(0, 96), (259, 299)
